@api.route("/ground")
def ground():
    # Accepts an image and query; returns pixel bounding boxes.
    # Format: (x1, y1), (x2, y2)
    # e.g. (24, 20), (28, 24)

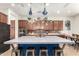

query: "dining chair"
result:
(74, 35), (79, 51)
(72, 34), (77, 41)
(71, 34), (79, 50)
(55, 44), (65, 56)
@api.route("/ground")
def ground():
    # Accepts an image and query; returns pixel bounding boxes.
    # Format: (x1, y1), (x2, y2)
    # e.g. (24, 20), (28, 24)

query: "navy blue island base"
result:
(18, 44), (59, 56)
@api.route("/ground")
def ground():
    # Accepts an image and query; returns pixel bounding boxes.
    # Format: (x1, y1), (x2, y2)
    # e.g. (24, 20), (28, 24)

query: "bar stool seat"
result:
(26, 47), (35, 56)
(39, 47), (48, 56)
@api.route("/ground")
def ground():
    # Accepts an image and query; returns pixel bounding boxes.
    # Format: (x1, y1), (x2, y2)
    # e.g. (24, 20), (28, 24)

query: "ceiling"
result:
(0, 3), (79, 17)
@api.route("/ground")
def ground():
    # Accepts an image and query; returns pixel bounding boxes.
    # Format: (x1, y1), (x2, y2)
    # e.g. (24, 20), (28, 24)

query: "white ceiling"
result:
(0, 3), (79, 17)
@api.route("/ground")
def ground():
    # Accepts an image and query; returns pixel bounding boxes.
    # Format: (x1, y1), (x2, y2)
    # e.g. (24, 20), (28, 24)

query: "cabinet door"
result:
(48, 21), (53, 30)
(2, 15), (7, 23)
(19, 20), (27, 28)
(53, 21), (59, 31)
(52, 21), (54, 31)
(58, 21), (63, 30)
(19, 20), (23, 28)
(0, 13), (7, 23)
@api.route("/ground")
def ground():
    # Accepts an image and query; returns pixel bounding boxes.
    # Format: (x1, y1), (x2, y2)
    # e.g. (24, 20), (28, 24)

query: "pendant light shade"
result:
(42, 7), (48, 15)
(29, 7), (32, 15)
(42, 3), (48, 15)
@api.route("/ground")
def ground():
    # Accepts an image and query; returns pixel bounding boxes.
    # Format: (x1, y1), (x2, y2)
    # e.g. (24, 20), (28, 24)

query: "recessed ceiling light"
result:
(11, 3), (15, 7)
(57, 10), (60, 14)
(46, 3), (49, 6)
(28, 3), (31, 7)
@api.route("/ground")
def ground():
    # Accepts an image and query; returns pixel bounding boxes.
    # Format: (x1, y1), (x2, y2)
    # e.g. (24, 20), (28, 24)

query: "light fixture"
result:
(46, 3), (49, 6)
(42, 3), (48, 15)
(27, 3), (49, 23)
(29, 8), (32, 15)
(28, 3), (31, 7)
(11, 3), (15, 7)
(28, 4), (32, 23)
(28, 3), (32, 15)
(57, 10), (60, 14)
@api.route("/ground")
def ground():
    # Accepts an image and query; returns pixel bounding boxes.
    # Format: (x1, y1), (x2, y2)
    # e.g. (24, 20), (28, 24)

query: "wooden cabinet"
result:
(53, 21), (63, 31)
(18, 20), (28, 36)
(22, 20), (63, 31)
(58, 21), (63, 30)
(0, 12), (7, 23)
(19, 20), (27, 28)
(53, 21), (59, 31)
(48, 21), (53, 30)
(26, 20), (63, 31)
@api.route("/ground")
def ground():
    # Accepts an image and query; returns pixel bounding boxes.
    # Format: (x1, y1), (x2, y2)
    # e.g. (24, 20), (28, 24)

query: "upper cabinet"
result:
(53, 21), (63, 31)
(0, 12), (7, 24)
(18, 20), (27, 28)
(18, 20), (63, 31)
(53, 21), (59, 31)
(58, 21), (63, 30)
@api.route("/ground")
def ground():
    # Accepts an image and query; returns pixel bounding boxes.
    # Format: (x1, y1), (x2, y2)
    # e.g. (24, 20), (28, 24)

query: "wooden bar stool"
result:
(26, 47), (35, 56)
(55, 44), (65, 56)
(11, 44), (20, 56)
(39, 47), (48, 56)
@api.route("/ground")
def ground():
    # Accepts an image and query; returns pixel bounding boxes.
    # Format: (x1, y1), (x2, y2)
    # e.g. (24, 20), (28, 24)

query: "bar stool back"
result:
(11, 44), (20, 56)
(55, 44), (65, 56)
(26, 47), (35, 56)
(39, 47), (48, 56)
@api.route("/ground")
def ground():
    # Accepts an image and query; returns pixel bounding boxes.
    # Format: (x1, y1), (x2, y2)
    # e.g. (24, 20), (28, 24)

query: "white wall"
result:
(7, 8), (19, 24)
(71, 15), (79, 34)
(0, 9), (8, 15)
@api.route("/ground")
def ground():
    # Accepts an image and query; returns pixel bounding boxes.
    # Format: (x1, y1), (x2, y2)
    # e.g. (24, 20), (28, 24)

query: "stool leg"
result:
(15, 52), (18, 56)
(61, 51), (64, 56)
(33, 50), (35, 56)
(11, 50), (13, 56)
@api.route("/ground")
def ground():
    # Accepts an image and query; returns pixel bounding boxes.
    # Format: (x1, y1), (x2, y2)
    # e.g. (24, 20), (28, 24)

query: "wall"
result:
(0, 9), (8, 15)
(71, 15), (79, 34)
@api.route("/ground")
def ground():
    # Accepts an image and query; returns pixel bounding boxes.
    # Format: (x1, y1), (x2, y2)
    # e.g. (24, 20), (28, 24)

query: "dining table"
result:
(4, 36), (75, 56)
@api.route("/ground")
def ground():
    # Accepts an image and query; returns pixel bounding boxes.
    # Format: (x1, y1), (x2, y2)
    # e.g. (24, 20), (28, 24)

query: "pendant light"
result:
(29, 7), (32, 15)
(42, 3), (48, 15)
(29, 3), (32, 15)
